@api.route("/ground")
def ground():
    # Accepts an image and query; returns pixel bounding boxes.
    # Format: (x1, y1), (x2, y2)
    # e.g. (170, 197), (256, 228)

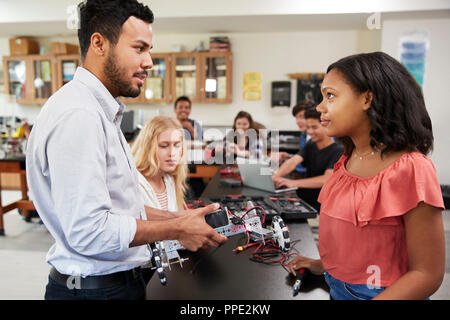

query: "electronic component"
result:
(150, 199), (290, 286)
(205, 208), (229, 228)
(269, 193), (317, 220)
(149, 242), (167, 285)
(271, 215), (290, 252)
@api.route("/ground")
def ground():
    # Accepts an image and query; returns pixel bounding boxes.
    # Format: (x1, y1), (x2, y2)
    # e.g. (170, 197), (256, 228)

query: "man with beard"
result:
(26, 0), (226, 300)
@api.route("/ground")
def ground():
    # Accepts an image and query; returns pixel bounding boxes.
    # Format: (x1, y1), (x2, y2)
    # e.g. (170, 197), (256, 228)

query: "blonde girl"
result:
(132, 116), (188, 211)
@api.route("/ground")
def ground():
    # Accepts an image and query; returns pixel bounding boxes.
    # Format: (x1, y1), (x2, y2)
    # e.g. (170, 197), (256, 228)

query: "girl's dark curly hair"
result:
(327, 51), (433, 156)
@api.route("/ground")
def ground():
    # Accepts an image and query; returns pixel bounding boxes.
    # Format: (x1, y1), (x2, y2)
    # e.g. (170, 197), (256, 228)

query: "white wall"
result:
(2, 0), (449, 22)
(381, 17), (450, 184)
(143, 30), (380, 130)
(1, 17), (448, 185)
(1, 28), (381, 129)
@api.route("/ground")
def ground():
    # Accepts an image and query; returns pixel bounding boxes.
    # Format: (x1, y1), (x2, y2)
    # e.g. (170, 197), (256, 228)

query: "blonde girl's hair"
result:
(131, 115), (188, 209)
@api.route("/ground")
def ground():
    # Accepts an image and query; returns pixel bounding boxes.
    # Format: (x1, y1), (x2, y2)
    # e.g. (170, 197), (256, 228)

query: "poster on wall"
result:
(243, 72), (262, 101)
(400, 30), (429, 87)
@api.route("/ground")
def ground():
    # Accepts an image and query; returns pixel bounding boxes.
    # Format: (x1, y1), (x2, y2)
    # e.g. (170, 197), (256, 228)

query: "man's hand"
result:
(132, 204), (228, 249)
(177, 203), (228, 251)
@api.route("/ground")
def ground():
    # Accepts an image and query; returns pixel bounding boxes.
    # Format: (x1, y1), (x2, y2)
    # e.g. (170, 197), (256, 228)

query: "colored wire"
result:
(241, 206), (266, 224)
(248, 239), (302, 274)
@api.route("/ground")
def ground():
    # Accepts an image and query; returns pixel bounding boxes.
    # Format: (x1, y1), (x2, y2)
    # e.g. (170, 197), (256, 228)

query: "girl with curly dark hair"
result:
(288, 52), (445, 300)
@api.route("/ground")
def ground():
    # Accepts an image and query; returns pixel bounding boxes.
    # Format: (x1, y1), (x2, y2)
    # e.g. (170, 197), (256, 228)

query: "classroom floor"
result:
(1, 190), (449, 300)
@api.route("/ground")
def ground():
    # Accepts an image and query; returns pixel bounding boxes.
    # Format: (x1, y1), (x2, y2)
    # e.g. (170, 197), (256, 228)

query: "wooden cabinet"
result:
(55, 54), (81, 89)
(3, 56), (33, 104)
(199, 51), (232, 104)
(169, 51), (232, 104)
(2, 51), (233, 105)
(144, 53), (173, 103)
(4, 54), (63, 104)
(125, 51), (233, 104)
(121, 52), (173, 104)
(171, 52), (201, 103)
(32, 55), (58, 104)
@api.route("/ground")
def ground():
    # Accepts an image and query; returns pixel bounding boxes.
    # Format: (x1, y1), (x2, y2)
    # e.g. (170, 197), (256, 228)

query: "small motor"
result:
(271, 215), (290, 252)
(205, 207), (230, 228)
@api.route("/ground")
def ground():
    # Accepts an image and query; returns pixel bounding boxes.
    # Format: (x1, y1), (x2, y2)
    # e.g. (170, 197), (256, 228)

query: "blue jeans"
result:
(324, 272), (386, 300)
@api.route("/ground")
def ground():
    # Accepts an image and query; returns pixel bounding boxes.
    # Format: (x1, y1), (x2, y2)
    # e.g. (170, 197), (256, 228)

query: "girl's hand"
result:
(288, 256), (325, 276)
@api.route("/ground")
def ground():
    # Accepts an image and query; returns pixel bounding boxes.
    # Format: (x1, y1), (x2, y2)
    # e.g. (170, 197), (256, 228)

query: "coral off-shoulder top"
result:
(317, 152), (444, 287)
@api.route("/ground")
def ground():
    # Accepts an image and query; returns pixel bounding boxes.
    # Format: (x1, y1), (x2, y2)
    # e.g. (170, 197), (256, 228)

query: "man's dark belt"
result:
(49, 266), (143, 290)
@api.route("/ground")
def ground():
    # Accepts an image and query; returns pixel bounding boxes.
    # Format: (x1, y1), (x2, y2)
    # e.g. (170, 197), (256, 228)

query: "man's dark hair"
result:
(304, 108), (321, 121)
(78, 0), (154, 60)
(174, 96), (192, 108)
(292, 100), (316, 117)
(327, 51), (433, 156)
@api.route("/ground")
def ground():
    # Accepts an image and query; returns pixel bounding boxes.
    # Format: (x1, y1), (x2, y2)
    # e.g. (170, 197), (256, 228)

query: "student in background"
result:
(271, 100), (315, 176)
(272, 108), (343, 210)
(174, 96), (203, 141)
(216, 110), (264, 160)
(132, 116), (187, 211)
(173, 96), (205, 197)
(288, 52), (445, 300)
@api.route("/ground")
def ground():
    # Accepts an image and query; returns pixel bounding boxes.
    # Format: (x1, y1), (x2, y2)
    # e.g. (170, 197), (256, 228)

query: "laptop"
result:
(237, 159), (298, 194)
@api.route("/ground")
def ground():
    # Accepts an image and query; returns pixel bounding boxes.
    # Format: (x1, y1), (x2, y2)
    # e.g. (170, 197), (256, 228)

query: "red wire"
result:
(194, 200), (207, 207)
(244, 224), (252, 245)
(242, 206), (266, 224)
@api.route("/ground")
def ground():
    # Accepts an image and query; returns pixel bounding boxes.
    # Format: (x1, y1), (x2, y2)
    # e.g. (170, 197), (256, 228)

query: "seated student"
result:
(272, 108), (343, 210)
(174, 96), (203, 142)
(172, 96), (206, 197)
(271, 100), (315, 176)
(131, 116), (187, 211)
(215, 110), (264, 160)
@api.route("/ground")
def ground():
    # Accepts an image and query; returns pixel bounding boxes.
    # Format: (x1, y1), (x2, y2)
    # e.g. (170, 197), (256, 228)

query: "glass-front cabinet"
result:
(33, 55), (56, 104)
(143, 53), (172, 103)
(2, 51), (233, 105)
(200, 52), (232, 103)
(55, 54), (80, 88)
(171, 52), (201, 103)
(3, 57), (29, 103)
(3, 55), (57, 104)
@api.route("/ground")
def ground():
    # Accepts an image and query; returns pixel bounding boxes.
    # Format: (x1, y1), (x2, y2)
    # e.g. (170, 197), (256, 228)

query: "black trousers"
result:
(44, 268), (154, 300)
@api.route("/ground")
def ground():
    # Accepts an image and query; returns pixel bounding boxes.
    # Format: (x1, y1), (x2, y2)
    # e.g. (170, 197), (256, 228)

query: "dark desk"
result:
(146, 169), (329, 300)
